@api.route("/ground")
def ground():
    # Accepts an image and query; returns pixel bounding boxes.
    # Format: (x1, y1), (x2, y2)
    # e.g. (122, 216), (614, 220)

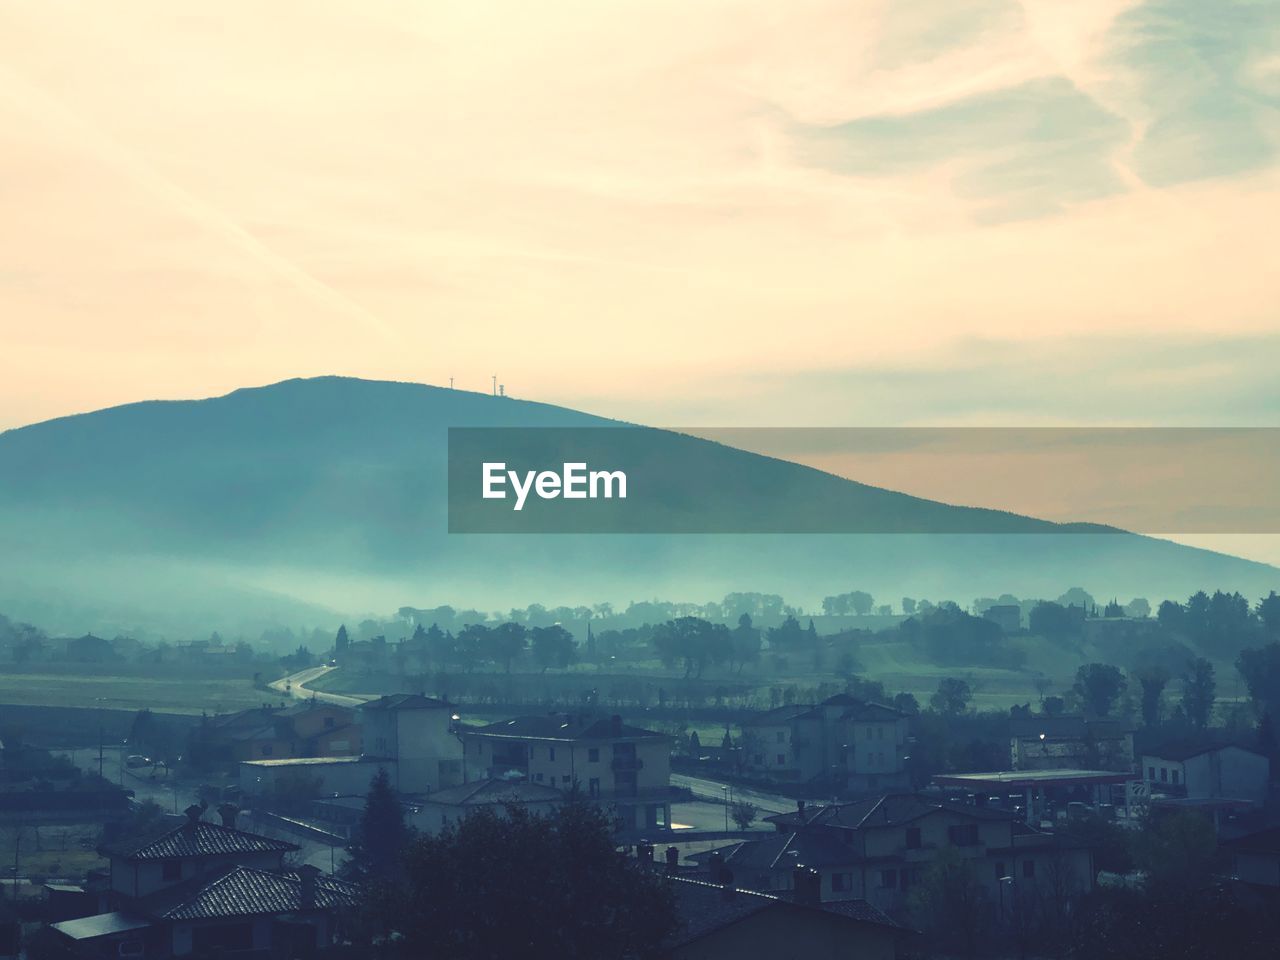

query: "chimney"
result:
(665, 846), (680, 872)
(797, 799), (806, 817)
(792, 867), (821, 906)
(182, 800), (208, 830)
(610, 714), (623, 737)
(216, 802), (239, 828)
(297, 864), (319, 910)
(719, 867), (736, 899)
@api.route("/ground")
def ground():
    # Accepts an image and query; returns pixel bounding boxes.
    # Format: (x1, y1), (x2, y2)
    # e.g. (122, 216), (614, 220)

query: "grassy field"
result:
(0, 824), (105, 883)
(0, 665), (274, 715)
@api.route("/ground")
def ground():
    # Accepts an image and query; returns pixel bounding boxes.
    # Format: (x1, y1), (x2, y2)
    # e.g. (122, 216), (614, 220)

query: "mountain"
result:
(0, 376), (1275, 637)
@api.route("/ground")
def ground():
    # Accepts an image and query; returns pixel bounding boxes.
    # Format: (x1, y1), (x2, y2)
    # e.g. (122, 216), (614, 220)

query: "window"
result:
(589, 777), (600, 798)
(905, 827), (922, 850)
(162, 860), (181, 881)
(879, 869), (897, 889)
(776, 754), (786, 766)
(1172, 769), (1180, 785)
(588, 748), (600, 762)
(832, 873), (850, 892)
(1023, 859), (1036, 879)
(1148, 766), (1155, 780)
(562, 775), (571, 784)
(1160, 767), (1168, 783)
(549, 747), (556, 761)
(947, 824), (979, 847)
(876, 726), (884, 739)
(535, 773), (544, 782)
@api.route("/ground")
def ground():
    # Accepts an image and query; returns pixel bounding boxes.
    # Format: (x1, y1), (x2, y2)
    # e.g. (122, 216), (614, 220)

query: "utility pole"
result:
(98, 727), (104, 779)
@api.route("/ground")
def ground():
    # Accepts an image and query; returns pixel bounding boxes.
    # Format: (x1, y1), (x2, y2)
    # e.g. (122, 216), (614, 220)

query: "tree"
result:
(342, 769), (412, 890)
(395, 800), (676, 959)
(902, 597), (917, 616)
(1125, 597), (1152, 619)
(1183, 657), (1216, 729)
(1260, 592), (1280, 637)
(1030, 601), (1081, 646)
(484, 622), (527, 672)
(524, 624), (573, 672)
(1133, 666), (1170, 727)
(908, 846), (990, 958)
(730, 801), (758, 830)
(930, 677), (972, 716)
(848, 591), (874, 616)
(729, 614), (761, 673)
(1073, 663), (1127, 717)
(892, 692), (920, 715)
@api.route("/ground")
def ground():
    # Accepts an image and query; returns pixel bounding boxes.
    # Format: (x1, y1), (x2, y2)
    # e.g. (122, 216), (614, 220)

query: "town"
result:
(2, 586), (1279, 958)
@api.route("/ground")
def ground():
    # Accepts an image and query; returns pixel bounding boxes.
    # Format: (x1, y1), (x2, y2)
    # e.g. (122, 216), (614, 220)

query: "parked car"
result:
(125, 755), (151, 769)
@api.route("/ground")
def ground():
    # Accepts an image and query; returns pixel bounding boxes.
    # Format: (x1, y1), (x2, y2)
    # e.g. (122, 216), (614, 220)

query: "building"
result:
(664, 874), (903, 960)
(932, 769), (1133, 824)
(461, 712), (674, 835)
(740, 695), (910, 792)
(412, 778), (565, 834)
(1010, 716), (1134, 773)
(1142, 743), (1270, 805)
(187, 701), (360, 767)
(706, 793), (1093, 915)
(359, 693), (464, 794)
(239, 755), (392, 801)
(981, 605), (1022, 633)
(50, 804), (357, 957)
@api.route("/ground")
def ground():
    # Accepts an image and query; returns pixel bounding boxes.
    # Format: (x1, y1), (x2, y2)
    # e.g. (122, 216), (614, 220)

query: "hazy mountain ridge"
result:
(0, 376), (1275, 636)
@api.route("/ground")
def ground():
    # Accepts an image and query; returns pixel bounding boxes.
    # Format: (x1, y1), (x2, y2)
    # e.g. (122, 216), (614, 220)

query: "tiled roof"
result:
(766, 793), (1016, 832)
(740, 705), (818, 727)
(716, 830), (860, 872)
(115, 820), (298, 861)
(469, 713), (668, 741)
(666, 876), (899, 947)
(159, 866), (357, 920)
(424, 778), (565, 806)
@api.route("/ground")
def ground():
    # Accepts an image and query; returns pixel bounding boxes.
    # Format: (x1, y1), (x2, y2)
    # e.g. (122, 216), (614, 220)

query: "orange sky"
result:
(1, 0), (1278, 433)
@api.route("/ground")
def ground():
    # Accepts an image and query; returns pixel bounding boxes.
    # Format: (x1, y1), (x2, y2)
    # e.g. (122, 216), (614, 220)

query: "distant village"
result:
(0, 586), (1279, 958)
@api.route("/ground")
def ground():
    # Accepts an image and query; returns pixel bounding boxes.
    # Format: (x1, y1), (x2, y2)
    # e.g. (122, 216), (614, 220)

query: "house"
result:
(663, 874), (903, 960)
(981, 605), (1022, 634)
(705, 793), (1093, 916)
(239, 755), (393, 801)
(740, 695), (910, 792)
(359, 693), (463, 794)
(1142, 743), (1270, 805)
(461, 712), (674, 835)
(64, 633), (118, 663)
(412, 778), (565, 834)
(50, 804), (357, 957)
(188, 702), (361, 768)
(1010, 716), (1134, 773)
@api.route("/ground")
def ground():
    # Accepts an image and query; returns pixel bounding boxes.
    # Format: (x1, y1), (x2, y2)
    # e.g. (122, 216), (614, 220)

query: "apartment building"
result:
(461, 712), (673, 834)
(740, 695), (910, 792)
(707, 794), (1093, 916)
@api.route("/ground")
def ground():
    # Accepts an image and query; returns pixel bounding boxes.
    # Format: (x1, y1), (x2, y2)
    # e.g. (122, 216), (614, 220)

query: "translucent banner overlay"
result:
(448, 427), (1280, 534)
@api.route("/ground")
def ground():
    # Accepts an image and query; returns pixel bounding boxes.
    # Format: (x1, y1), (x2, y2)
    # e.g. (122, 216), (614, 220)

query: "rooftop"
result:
(240, 755), (386, 767)
(360, 693), (451, 712)
(666, 876), (900, 948)
(423, 778), (565, 806)
(467, 713), (669, 742)
(156, 865), (358, 920)
(108, 818), (299, 862)
(933, 769), (1132, 788)
(51, 912), (149, 941)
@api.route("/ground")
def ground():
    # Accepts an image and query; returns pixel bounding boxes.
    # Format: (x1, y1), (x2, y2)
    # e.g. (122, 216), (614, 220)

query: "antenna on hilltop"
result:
(449, 376), (454, 389)
(491, 375), (497, 396)
(500, 384), (505, 398)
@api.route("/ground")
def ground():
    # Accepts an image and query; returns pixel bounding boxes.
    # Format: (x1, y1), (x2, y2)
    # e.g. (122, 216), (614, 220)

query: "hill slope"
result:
(0, 376), (1274, 636)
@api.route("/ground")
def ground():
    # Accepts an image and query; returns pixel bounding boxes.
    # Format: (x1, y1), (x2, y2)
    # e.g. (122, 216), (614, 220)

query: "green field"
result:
(0, 665), (276, 715)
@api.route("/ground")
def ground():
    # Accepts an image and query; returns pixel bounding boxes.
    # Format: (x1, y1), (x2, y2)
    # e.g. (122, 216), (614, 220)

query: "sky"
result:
(1, 0), (1278, 436)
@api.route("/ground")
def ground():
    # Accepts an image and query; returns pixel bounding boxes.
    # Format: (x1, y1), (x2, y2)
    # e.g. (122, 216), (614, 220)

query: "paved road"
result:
(671, 774), (796, 815)
(268, 665), (368, 707)
(62, 746), (195, 813)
